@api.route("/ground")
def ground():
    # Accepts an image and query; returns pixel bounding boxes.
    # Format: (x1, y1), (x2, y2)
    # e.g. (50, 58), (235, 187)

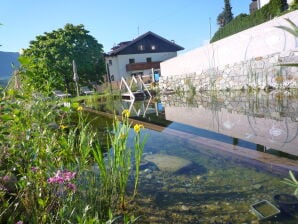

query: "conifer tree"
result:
(224, 0), (233, 24)
(217, 0), (234, 27)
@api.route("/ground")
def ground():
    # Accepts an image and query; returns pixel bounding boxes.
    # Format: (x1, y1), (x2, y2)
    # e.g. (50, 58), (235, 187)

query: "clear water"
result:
(87, 90), (298, 223)
(123, 126), (296, 223)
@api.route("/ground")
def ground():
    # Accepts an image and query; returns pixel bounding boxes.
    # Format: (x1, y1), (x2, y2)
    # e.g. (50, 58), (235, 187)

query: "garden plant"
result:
(0, 82), (146, 223)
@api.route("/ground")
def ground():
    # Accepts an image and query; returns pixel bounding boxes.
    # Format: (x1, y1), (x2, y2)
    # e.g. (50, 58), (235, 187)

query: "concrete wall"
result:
(160, 11), (298, 78)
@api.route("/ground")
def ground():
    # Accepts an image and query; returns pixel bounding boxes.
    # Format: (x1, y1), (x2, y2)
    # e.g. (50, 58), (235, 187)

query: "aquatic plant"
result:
(276, 18), (298, 38)
(276, 18), (298, 68)
(93, 109), (146, 210)
(133, 123), (146, 198)
(282, 170), (298, 195)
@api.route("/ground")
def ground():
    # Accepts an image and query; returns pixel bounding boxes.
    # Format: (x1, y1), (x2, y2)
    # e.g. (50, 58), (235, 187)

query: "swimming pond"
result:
(85, 90), (298, 223)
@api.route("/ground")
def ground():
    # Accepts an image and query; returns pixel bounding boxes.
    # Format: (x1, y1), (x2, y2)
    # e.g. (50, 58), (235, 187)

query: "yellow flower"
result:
(60, 124), (68, 130)
(77, 106), (83, 111)
(120, 133), (125, 139)
(122, 109), (130, 118)
(134, 124), (144, 133)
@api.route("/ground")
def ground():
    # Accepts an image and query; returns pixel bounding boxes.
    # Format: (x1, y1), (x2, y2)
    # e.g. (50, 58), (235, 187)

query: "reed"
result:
(133, 123), (146, 198)
(282, 170), (298, 195)
(92, 109), (146, 210)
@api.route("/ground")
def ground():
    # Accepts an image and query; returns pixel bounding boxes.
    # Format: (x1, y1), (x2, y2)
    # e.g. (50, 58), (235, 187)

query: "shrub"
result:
(210, 0), (290, 43)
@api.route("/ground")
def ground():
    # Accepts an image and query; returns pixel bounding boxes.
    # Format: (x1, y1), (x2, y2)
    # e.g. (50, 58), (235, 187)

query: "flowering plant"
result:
(48, 170), (76, 192)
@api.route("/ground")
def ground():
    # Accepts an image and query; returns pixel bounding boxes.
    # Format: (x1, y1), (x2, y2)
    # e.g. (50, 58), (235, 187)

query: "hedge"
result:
(210, 0), (295, 43)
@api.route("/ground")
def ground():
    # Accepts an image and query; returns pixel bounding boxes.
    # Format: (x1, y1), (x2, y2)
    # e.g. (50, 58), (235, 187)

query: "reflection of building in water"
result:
(121, 98), (165, 118)
(162, 91), (298, 156)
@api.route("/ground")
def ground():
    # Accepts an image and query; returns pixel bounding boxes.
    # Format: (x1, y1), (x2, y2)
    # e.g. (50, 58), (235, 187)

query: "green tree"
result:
(216, 11), (225, 27)
(217, 0), (234, 27)
(20, 24), (105, 93)
(224, 0), (234, 23)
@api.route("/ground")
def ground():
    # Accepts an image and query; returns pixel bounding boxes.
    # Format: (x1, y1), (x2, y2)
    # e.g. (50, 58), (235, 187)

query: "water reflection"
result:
(88, 91), (298, 222)
(121, 98), (164, 118)
(122, 90), (298, 157)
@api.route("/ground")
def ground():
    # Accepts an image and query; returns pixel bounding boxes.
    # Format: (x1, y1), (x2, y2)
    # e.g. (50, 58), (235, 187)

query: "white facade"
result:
(258, 0), (270, 8)
(106, 52), (177, 81)
(160, 10), (298, 78)
(258, 0), (294, 8)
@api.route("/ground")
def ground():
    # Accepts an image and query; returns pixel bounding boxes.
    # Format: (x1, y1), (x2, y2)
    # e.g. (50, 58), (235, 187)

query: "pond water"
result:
(86, 90), (298, 223)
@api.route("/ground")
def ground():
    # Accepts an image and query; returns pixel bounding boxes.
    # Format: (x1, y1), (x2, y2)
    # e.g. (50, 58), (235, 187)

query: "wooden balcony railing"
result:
(126, 61), (161, 71)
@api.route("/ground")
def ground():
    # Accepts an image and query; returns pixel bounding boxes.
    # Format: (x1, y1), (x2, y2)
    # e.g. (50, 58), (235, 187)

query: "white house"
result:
(104, 31), (184, 82)
(258, 0), (294, 8)
(250, 0), (294, 14)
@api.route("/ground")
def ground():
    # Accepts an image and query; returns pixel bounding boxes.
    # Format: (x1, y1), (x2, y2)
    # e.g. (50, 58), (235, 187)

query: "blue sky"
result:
(0, 0), (251, 54)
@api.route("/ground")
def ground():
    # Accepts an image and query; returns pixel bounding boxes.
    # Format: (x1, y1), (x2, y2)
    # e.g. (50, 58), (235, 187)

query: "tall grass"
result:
(0, 88), (145, 223)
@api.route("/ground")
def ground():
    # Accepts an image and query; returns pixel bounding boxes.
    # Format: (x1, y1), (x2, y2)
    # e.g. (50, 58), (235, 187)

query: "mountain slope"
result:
(0, 51), (19, 79)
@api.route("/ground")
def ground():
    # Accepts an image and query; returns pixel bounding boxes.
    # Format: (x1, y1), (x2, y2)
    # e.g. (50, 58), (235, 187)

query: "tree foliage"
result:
(20, 24), (105, 93)
(211, 0), (289, 43)
(217, 0), (234, 27)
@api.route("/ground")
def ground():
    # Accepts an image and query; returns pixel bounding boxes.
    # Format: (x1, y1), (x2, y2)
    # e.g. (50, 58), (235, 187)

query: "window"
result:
(109, 59), (112, 65)
(139, 45), (145, 51)
(151, 45), (156, 50)
(129, 58), (135, 64)
(146, 57), (152, 63)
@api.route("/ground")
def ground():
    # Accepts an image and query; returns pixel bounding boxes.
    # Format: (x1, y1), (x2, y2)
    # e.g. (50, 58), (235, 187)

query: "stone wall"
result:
(160, 49), (298, 91)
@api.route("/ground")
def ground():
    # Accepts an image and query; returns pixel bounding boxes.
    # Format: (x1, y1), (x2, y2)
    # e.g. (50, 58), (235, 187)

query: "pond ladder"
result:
(120, 77), (135, 101)
(119, 76), (151, 101)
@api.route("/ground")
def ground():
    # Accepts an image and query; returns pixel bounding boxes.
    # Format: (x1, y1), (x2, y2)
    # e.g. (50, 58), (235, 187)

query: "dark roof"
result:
(105, 31), (184, 56)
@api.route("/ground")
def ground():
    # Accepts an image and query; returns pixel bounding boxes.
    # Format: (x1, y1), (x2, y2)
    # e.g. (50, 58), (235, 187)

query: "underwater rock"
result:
(144, 154), (192, 173)
(144, 168), (152, 174)
(139, 160), (150, 170)
(145, 174), (153, 180)
(252, 184), (263, 190)
(181, 205), (190, 211)
(144, 154), (207, 174)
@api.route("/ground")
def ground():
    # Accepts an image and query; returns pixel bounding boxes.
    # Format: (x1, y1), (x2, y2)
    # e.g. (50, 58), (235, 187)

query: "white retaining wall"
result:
(160, 10), (298, 78)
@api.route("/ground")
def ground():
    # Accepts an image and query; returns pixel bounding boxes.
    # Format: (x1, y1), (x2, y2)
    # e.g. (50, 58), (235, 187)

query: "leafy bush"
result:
(211, 0), (290, 43)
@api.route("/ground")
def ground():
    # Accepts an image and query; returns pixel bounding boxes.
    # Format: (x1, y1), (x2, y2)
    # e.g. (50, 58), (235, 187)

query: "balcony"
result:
(126, 61), (161, 72)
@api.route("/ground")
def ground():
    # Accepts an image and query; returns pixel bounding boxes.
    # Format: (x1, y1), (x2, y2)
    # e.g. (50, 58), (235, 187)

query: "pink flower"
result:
(47, 176), (64, 184)
(60, 170), (76, 181)
(16, 221), (23, 224)
(47, 170), (76, 184)
(31, 167), (39, 172)
(2, 175), (10, 181)
(66, 183), (76, 191)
